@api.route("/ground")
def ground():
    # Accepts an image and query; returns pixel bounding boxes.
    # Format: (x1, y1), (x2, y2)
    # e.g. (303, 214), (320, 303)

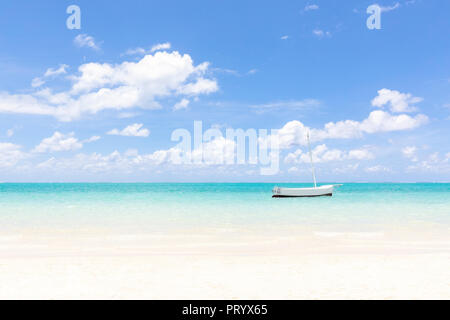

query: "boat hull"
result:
(272, 185), (337, 198)
(272, 193), (332, 198)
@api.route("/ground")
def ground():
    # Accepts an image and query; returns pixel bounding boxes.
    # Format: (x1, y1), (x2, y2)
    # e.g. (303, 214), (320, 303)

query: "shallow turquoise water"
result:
(0, 183), (449, 231)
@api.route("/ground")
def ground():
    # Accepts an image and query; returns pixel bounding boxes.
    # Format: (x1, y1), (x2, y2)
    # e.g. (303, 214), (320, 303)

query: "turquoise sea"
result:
(0, 183), (449, 233)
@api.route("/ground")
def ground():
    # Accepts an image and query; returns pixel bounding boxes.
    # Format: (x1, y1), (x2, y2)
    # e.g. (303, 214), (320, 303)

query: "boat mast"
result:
(307, 132), (317, 188)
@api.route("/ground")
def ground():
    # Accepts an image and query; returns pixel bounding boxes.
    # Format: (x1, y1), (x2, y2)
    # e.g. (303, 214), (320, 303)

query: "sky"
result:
(0, 0), (449, 182)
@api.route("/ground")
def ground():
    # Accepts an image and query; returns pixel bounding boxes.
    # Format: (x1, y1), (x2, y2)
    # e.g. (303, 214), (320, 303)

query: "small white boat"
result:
(272, 132), (342, 198)
(272, 184), (337, 197)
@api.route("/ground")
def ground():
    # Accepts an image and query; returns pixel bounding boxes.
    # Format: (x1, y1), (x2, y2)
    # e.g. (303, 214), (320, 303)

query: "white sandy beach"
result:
(1, 226), (449, 299)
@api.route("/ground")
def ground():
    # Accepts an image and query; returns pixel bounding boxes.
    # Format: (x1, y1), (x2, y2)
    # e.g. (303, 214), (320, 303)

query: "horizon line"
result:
(1, 181), (449, 184)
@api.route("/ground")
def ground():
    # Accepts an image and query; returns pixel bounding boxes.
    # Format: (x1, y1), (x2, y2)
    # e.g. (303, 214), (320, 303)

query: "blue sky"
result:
(0, 0), (449, 182)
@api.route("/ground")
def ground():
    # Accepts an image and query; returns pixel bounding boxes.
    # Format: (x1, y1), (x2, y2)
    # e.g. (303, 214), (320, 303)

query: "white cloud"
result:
(44, 64), (69, 77)
(123, 47), (146, 56)
(150, 42), (171, 53)
(380, 2), (400, 12)
(0, 92), (57, 117)
(83, 135), (101, 143)
(288, 167), (299, 173)
(365, 165), (391, 173)
(348, 148), (374, 160)
(333, 163), (360, 174)
(191, 136), (236, 165)
(123, 42), (171, 56)
(251, 99), (320, 110)
(173, 98), (190, 111)
(318, 109), (427, 140)
(74, 34), (101, 51)
(280, 35), (289, 40)
(0, 51), (218, 121)
(34, 136), (237, 174)
(212, 67), (240, 76)
(177, 77), (218, 96)
(33, 132), (83, 153)
(285, 145), (373, 164)
(117, 112), (139, 119)
(312, 29), (331, 38)
(31, 77), (45, 88)
(359, 110), (427, 133)
(406, 152), (450, 173)
(264, 108), (428, 150)
(36, 148), (182, 173)
(0, 143), (26, 167)
(284, 149), (304, 163)
(31, 64), (69, 88)
(371, 88), (423, 113)
(304, 4), (319, 11)
(313, 29), (324, 37)
(107, 123), (150, 137)
(402, 146), (418, 161)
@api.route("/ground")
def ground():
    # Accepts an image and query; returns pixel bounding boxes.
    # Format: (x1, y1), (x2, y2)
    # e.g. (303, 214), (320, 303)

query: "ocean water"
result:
(0, 183), (449, 233)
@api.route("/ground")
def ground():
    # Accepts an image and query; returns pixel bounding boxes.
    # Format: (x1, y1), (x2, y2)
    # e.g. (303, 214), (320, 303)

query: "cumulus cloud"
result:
(31, 64), (69, 88)
(264, 109), (428, 150)
(2, 133), (238, 174)
(33, 132), (83, 153)
(348, 148), (374, 160)
(35, 136), (237, 174)
(191, 136), (236, 165)
(150, 42), (171, 52)
(36, 148), (181, 173)
(74, 34), (100, 51)
(406, 152), (450, 173)
(0, 143), (27, 167)
(372, 88), (423, 113)
(177, 77), (218, 96)
(33, 132), (99, 153)
(285, 145), (373, 164)
(107, 123), (150, 137)
(0, 51), (218, 121)
(173, 98), (190, 111)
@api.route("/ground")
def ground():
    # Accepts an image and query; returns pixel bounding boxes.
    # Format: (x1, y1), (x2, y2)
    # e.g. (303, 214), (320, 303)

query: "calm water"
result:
(0, 183), (449, 232)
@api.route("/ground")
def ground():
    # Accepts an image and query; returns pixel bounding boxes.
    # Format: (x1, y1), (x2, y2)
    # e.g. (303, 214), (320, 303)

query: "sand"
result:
(0, 226), (449, 299)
